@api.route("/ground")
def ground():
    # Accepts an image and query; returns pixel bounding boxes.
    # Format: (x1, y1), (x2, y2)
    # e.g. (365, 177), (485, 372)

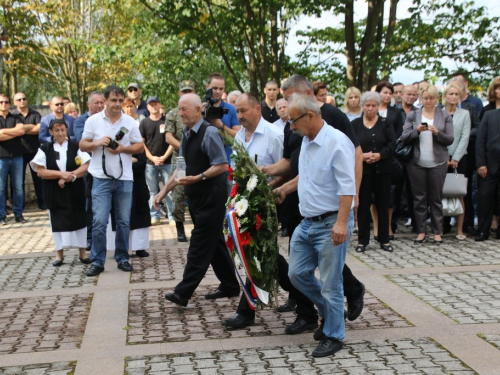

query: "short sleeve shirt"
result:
(0, 113), (23, 157)
(14, 108), (42, 154)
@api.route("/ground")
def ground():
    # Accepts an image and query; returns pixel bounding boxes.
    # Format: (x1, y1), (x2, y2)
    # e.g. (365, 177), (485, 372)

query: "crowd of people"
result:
(1, 71), (500, 358)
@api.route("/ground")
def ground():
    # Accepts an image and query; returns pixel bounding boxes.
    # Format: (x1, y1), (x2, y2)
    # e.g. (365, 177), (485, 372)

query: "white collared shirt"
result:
(234, 117), (284, 168)
(298, 121), (356, 217)
(81, 110), (143, 180)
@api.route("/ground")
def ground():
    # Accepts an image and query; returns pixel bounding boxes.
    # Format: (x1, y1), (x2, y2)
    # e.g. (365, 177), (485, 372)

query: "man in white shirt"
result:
(273, 98), (288, 132)
(234, 93), (283, 169)
(80, 85), (144, 276)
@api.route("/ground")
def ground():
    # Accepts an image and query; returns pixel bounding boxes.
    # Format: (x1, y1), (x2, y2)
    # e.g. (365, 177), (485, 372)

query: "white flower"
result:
(234, 198), (249, 216)
(254, 257), (262, 272)
(246, 174), (258, 192)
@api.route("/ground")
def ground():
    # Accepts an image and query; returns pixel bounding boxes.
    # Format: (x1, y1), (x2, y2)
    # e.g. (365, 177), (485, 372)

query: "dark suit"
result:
(476, 109), (500, 235)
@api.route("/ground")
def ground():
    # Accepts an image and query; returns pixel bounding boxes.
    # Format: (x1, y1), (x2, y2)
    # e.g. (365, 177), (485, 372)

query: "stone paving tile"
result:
(124, 338), (474, 374)
(389, 270), (500, 324)
(0, 361), (76, 374)
(127, 287), (409, 345)
(0, 294), (92, 354)
(349, 235), (500, 269)
(479, 334), (500, 350)
(0, 256), (97, 292)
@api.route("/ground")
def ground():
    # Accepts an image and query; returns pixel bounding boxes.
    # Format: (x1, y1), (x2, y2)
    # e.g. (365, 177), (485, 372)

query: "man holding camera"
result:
(80, 85), (144, 276)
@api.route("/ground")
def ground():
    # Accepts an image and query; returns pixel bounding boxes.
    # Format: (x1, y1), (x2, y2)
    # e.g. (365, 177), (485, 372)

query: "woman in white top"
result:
(30, 119), (91, 266)
(443, 82), (471, 240)
(341, 87), (362, 122)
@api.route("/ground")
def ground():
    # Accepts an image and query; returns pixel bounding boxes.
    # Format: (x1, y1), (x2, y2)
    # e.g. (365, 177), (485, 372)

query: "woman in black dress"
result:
(352, 92), (396, 252)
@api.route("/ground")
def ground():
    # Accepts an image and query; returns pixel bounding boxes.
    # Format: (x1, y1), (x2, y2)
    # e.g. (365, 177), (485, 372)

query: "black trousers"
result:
(358, 173), (391, 245)
(392, 161), (416, 231)
(463, 151), (476, 229)
(175, 191), (239, 299)
(23, 153), (45, 209)
(477, 169), (500, 234)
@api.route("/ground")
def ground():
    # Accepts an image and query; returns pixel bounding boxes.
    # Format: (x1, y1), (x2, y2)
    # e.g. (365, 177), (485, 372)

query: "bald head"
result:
(178, 93), (202, 127)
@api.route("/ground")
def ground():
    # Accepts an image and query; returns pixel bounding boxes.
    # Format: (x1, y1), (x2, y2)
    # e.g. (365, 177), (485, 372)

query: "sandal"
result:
(455, 235), (466, 241)
(380, 244), (393, 252)
(355, 244), (367, 253)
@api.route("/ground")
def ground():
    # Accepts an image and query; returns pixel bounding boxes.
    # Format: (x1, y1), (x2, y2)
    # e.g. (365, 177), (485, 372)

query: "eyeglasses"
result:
(289, 112), (307, 125)
(128, 88), (138, 92)
(0, 101), (10, 104)
(15, 98), (27, 102)
(54, 103), (65, 106)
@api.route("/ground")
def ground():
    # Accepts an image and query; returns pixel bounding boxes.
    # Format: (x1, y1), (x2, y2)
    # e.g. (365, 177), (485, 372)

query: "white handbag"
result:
(442, 197), (464, 217)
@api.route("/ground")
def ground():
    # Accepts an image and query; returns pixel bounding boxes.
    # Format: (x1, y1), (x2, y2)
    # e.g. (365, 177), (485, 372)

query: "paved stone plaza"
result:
(1, 209), (500, 374)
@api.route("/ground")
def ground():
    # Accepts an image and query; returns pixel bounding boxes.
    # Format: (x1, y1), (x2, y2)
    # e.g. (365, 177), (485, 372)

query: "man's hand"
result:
(60, 171), (75, 182)
(353, 195), (359, 213)
(273, 187), (287, 205)
(331, 221), (348, 246)
(210, 119), (224, 130)
(108, 141), (124, 155)
(154, 156), (164, 166)
(478, 166), (487, 178)
(95, 136), (112, 148)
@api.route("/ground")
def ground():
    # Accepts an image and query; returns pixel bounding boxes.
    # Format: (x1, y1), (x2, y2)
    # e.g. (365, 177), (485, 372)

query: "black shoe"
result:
(52, 259), (64, 267)
(281, 228), (288, 237)
(0, 217), (6, 225)
(414, 237), (426, 244)
(433, 239), (443, 244)
(285, 318), (318, 335)
(355, 244), (366, 253)
(135, 250), (150, 257)
(221, 313), (254, 328)
(86, 264), (104, 276)
(389, 235), (395, 241)
(276, 298), (297, 312)
(176, 221), (188, 242)
(79, 257), (91, 264)
(380, 244), (393, 252)
(118, 261), (133, 272)
(165, 292), (189, 307)
(205, 288), (239, 299)
(15, 215), (27, 223)
(475, 232), (489, 241)
(464, 226), (477, 236)
(312, 338), (343, 357)
(347, 283), (365, 321)
(314, 319), (325, 341)
(391, 223), (398, 233)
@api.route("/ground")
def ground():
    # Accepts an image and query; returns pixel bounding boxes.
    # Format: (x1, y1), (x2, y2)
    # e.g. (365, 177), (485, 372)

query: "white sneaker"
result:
(405, 218), (412, 227)
(450, 217), (456, 226)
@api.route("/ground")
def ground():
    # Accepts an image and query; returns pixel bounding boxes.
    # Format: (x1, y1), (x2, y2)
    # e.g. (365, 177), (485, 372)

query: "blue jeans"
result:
(0, 156), (24, 217)
(91, 178), (133, 267)
(288, 211), (354, 341)
(145, 163), (173, 220)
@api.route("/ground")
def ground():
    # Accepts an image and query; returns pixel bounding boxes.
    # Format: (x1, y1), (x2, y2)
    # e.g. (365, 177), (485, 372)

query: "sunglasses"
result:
(15, 98), (27, 102)
(128, 88), (138, 92)
(54, 103), (65, 106)
(0, 101), (10, 104)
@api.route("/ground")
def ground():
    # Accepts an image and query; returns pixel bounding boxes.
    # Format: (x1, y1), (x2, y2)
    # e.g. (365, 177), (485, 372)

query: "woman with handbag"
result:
(443, 83), (471, 240)
(401, 85), (454, 244)
(352, 92), (396, 252)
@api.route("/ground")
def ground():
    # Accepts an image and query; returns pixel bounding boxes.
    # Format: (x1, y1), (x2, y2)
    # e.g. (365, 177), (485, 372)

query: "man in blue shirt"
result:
(73, 92), (105, 143)
(203, 73), (240, 164)
(39, 96), (75, 144)
(453, 72), (484, 114)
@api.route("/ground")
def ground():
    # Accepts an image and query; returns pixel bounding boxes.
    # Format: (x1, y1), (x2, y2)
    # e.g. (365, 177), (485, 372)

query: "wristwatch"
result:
(201, 172), (207, 181)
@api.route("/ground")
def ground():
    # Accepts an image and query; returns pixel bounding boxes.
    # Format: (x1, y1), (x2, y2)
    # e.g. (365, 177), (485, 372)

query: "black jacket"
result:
(476, 109), (500, 174)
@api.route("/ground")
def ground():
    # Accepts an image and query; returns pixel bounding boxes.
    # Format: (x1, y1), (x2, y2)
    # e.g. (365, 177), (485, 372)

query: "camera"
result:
(108, 127), (129, 150)
(203, 88), (228, 120)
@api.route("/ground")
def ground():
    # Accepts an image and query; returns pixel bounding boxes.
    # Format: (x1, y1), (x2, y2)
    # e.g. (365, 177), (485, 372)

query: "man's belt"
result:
(308, 211), (338, 222)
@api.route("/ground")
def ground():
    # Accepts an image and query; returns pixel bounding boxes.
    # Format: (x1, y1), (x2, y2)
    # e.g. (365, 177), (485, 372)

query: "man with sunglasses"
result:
(12, 93), (45, 210)
(39, 96), (75, 144)
(127, 83), (149, 118)
(0, 94), (26, 225)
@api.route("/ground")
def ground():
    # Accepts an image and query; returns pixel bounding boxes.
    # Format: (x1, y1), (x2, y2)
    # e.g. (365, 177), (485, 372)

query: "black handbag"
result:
(394, 138), (413, 162)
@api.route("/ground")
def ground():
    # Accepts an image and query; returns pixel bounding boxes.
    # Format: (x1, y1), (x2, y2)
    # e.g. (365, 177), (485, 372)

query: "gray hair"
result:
(88, 91), (103, 103)
(227, 90), (241, 102)
(360, 91), (381, 106)
(448, 77), (465, 92)
(276, 98), (287, 106)
(281, 75), (313, 93)
(287, 93), (321, 116)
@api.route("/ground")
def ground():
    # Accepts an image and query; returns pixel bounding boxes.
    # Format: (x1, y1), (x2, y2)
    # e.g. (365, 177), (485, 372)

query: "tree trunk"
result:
(344, 0), (356, 88)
